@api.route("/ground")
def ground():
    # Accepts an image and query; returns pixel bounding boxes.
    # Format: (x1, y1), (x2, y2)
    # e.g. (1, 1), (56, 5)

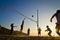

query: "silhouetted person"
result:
(0, 25), (1, 27)
(37, 27), (41, 36)
(10, 23), (16, 35)
(50, 10), (60, 36)
(0, 25), (1, 30)
(45, 25), (52, 36)
(27, 28), (30, 36)
(20, 18), (25, 32)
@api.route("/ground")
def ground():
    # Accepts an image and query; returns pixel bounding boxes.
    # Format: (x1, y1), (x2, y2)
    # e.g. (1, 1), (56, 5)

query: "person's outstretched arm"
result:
(45, 30), (48, 32)
(50, 13), (56, 22)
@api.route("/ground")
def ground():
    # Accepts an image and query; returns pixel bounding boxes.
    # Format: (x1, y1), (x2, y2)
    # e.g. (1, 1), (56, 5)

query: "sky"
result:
(0, 0), (60, 36)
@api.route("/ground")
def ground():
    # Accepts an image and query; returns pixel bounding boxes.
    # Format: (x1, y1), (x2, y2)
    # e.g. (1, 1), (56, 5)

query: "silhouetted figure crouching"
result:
(45, 25), (52, 37)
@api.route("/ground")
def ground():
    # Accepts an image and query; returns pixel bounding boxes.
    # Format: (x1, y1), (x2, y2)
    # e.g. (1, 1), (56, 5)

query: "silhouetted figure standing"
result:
(10, 23), (16, 35)
(50, 10), (60, 36)
(20, 18), (25, 32)
(27, 28), (30, 36)
(0, 25), (1, 30)
(0, 25), (1, 27)
(37, 27), (41, 36)
(45, 25), (52, 36)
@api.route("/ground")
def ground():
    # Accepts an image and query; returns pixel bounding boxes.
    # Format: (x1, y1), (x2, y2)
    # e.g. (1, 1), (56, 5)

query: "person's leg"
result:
(10, 30), (12, 35)
(56, 28), (60, 36)
(38, 33), (39, 36)
(55, 24), (60, 36)
(28, 32), (30, 35)
(20, 28), (22, 32)
(20, 27), (23, 32)
(48, 31), (52, 37)
(38, 32), (39, 36)
(56, 25), (60, 36)
(39, 31), (41, 36)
